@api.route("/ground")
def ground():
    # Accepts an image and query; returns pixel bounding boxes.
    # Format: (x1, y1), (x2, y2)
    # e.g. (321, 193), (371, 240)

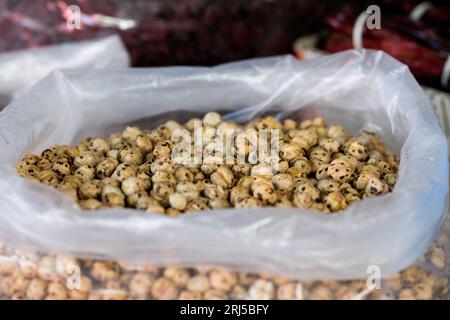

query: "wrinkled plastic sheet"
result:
(0, 50), (447, 280)
(0, 35), (129, 109)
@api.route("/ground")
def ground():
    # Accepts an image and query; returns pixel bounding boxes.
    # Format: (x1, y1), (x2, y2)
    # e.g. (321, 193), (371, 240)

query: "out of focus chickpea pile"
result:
(0, 240), (448, 300)
(16, 113), (399, 214)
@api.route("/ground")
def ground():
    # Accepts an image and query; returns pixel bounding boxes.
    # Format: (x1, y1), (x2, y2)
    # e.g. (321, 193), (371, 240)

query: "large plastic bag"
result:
(0, 49), (447, 280)
(0, 35), (129, 109)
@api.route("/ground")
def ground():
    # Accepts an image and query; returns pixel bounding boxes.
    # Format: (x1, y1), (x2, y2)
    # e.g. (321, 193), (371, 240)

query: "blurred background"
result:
(0, 0), (449, 91)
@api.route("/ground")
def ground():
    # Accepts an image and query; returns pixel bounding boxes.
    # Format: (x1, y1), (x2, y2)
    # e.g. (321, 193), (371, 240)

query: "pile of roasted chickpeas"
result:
(16, 112), (399, 215)
(4, 113), (449, 300)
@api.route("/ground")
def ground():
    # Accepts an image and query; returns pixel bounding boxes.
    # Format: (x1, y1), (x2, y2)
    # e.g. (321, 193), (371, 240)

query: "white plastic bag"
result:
(0, 50), (447, 280)
(0, 35), (129, 109)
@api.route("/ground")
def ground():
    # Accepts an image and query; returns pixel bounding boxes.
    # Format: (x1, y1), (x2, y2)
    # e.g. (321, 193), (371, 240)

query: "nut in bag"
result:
(0, 50), (447, 281)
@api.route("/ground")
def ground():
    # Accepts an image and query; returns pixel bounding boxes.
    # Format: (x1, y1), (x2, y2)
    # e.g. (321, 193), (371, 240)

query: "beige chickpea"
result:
(209, 198), (231, 209)
(255, 116), (281, 130)
(163, 266), (190, 288)
(248, 279), (275, 300)
(251, 164), (273, 178)
(187, 275), (211, 293)
(74, 151), (99, 168)
(174, 167), (194, 182)
(309, 285), (334, 300)
(91, 262), (119, 282)
(101, 177), (120, 188)
(122, 125), (143, 141)
(230, 186), (250, 205)
(37, 170), (60, 186)
(428, 247), (446, 269)
(292, 192), (313, 209)
(151, 181), (174, 201)
(309, 146), (331, 164)
(365, 176), (389, 195)
(79, 198), (103, 210)
(52, 159), (71, 178)
(151, 157), (175, 174)
(41, 148), (57, 162)
(74, 165), (95, 182)
(283, 119), (297, 130)
(96, 158), (119, 179)
(339, 183), (360, 203)
(202, 112), (222, 128)
(272, 173), (294, 191)
(136, 196), (165, 214)
(355, 172), (377, 191)
(153, 140), (173, 158)
(169, 193), (188, 211)
(235, 196), (260, 208)
(36, 157), (53, 170)
(309, 203), (330, 213)
(252, 182), (277, 205)
(26, 278), (47, 300)
(126, 191), (148, 208)
(294, 128), (318, 148)
(280, 143), (303, 162)
(185, 118), (202, 131)
(293, 181), (320, 201)
(277, 283), (300, 300)
(327, 161), (353, 183)
(315, 163), (329, 180)
(79, 179), (101, 199)
(229, 285), (248, 299)
(20, 153), (40, 166)
(231, 163), (252, 178)
(377, 160), (393, 174)
(290, 156), (311, 174)
(68, 276), (92, 300)
(319, 138), (340, 154)
(186, 197), (209, 212)
(111, 163), (137, 182)
(16, 163), (40, 179)
(129, 273), (154, 299)
(90, 138), (110, 154)
(398, 288), (415, 300)
(324, 191), (347, 211)
(361, 164), (381, 176)
(209, 269), (237, 292)
(203, 183), (229, 200)
(150, 277), (179, 300)
(327, 125), (349, 144)
(210, 166), (234, 189)
(317, 179), (340, 194)
(383, 173), (397, 187)
(46, 282), (68, 300)
(119, 148), (143, 166)
(106, 149), (119, 160)
(346, 140), (368, 160)
(134, 134), (153, 153)
(121, 177), (148, 196)
(151, 170), (176, 187)
(175, 181), (199, 201)
(275, 197), (293, 208)
(165, 207), (181, 217)
(412, 282), (433, 300)
(286, 167), (307, 181)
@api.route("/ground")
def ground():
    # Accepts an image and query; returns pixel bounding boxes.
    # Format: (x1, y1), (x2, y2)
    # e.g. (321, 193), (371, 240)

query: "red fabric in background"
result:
(0, 0), (340, 67)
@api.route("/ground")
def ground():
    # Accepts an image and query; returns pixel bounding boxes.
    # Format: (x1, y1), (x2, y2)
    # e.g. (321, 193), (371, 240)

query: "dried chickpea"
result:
(187, 275), (210, 293)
